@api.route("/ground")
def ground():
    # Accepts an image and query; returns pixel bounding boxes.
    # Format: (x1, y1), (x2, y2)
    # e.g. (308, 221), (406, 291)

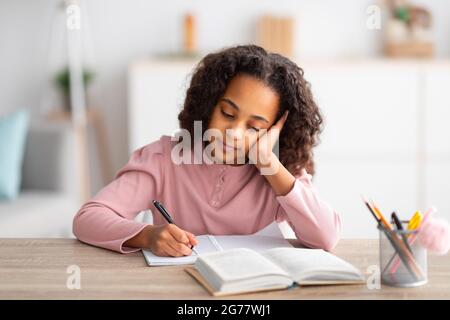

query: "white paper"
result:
(142, 224), (291, 266)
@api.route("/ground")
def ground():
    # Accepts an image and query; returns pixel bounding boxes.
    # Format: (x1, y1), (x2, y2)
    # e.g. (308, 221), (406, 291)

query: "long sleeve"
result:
(72, 140), (164, 253)
(275, 168), (342, 251)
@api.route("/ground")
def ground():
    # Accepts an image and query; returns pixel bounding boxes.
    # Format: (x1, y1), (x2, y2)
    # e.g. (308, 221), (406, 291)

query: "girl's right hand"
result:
(146, 224), (198, 257)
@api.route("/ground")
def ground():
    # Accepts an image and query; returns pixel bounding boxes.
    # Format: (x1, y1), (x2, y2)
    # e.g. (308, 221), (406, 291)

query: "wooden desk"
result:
(0, 239), (449, 299)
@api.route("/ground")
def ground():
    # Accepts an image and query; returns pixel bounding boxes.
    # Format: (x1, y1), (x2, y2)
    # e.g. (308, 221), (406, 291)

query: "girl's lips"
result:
(217, 139), (239, 152)
(222, 142), (236, 152)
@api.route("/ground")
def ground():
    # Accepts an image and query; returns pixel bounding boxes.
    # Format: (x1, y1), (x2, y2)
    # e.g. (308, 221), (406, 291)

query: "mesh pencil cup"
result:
(378, 221), (427, 287)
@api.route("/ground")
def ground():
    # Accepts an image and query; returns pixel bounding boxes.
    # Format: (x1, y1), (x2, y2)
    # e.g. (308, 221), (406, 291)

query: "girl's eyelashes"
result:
(220, 109), (261, 132)
(220, 109), (234, 119)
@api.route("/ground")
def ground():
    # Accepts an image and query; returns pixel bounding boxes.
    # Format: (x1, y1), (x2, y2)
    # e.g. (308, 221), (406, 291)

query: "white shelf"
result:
(130, 56), (450, 69)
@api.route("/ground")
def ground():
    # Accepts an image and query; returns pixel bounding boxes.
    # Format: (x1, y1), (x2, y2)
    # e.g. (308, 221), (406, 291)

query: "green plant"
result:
(54, 66), (94, 95)
(394, 7), (410, 23)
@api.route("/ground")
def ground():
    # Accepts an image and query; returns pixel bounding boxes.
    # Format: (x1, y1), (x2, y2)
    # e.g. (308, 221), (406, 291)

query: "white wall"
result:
(1, 0), (449, 194)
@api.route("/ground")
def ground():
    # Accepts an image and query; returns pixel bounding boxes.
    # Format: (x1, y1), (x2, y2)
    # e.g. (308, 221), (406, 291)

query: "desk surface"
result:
(1, 239), (449, 299)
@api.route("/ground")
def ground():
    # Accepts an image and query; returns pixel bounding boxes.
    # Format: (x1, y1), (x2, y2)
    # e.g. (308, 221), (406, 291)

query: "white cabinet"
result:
(306, 63), (421, 238)
(128, 60), (194, 151)
(425, 68), (450, 154)
(128, 59), (450, 238)
(306, 64), (418, 155)
(424, 68), (450, 218)
(426, 164), (450, 217)
(314, 162), (417, 239)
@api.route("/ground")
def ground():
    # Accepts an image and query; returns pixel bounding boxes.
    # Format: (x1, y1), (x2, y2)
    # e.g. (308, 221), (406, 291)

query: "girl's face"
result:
(207, 74), (280, 165)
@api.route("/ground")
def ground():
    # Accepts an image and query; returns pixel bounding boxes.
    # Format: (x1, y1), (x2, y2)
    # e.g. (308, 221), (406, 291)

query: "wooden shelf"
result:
(384, 42), (434, 58)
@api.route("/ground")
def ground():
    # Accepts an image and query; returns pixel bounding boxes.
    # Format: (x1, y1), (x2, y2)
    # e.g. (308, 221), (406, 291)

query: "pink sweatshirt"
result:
(73, 135), (341, 253)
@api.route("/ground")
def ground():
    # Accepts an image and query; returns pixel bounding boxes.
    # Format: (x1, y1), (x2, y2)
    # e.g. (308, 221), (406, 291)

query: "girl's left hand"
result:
(248, 111), (289, 174)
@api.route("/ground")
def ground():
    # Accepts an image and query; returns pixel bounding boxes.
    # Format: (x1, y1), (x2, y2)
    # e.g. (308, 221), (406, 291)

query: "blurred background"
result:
(0, 0), (449, 239)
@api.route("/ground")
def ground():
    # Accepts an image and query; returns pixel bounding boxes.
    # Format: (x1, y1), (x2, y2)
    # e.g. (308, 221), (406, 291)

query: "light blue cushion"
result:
(0, 110), (29, 200)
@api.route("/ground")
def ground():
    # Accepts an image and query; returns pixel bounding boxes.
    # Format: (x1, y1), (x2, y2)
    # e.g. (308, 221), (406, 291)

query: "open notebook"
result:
(186, 247), (365, 296)
(142, 223), (291, 266)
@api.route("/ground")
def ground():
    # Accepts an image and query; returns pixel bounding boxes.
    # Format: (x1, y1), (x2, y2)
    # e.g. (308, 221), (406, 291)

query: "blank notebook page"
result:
(142, 222), (292, 266)
(142, 235), (220, 266)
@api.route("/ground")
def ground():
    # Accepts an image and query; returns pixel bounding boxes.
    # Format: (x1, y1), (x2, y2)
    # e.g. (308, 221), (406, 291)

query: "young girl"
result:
(73, 45), (341, 256)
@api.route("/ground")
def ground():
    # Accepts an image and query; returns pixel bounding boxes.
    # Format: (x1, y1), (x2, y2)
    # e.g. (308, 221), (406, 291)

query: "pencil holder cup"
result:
(378, 221), (427, 287)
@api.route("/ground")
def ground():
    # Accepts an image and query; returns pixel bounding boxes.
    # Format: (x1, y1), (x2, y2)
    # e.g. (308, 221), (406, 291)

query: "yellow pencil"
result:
(408, 211), (423, 231)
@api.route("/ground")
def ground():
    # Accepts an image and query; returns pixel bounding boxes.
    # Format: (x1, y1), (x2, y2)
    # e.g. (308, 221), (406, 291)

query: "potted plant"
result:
(54, 66), (94, 112)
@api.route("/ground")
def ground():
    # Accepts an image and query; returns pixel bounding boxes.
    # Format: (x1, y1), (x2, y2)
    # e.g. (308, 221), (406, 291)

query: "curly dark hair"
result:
(178, 44), (323, 177)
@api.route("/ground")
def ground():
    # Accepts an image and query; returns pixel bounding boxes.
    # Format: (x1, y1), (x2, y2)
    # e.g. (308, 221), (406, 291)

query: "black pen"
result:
(152, 200), (199, 255)
(391, 211), (413, 254)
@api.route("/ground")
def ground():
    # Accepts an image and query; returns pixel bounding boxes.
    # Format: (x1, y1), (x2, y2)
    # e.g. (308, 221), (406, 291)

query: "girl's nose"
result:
(225, 127), (244, 143)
